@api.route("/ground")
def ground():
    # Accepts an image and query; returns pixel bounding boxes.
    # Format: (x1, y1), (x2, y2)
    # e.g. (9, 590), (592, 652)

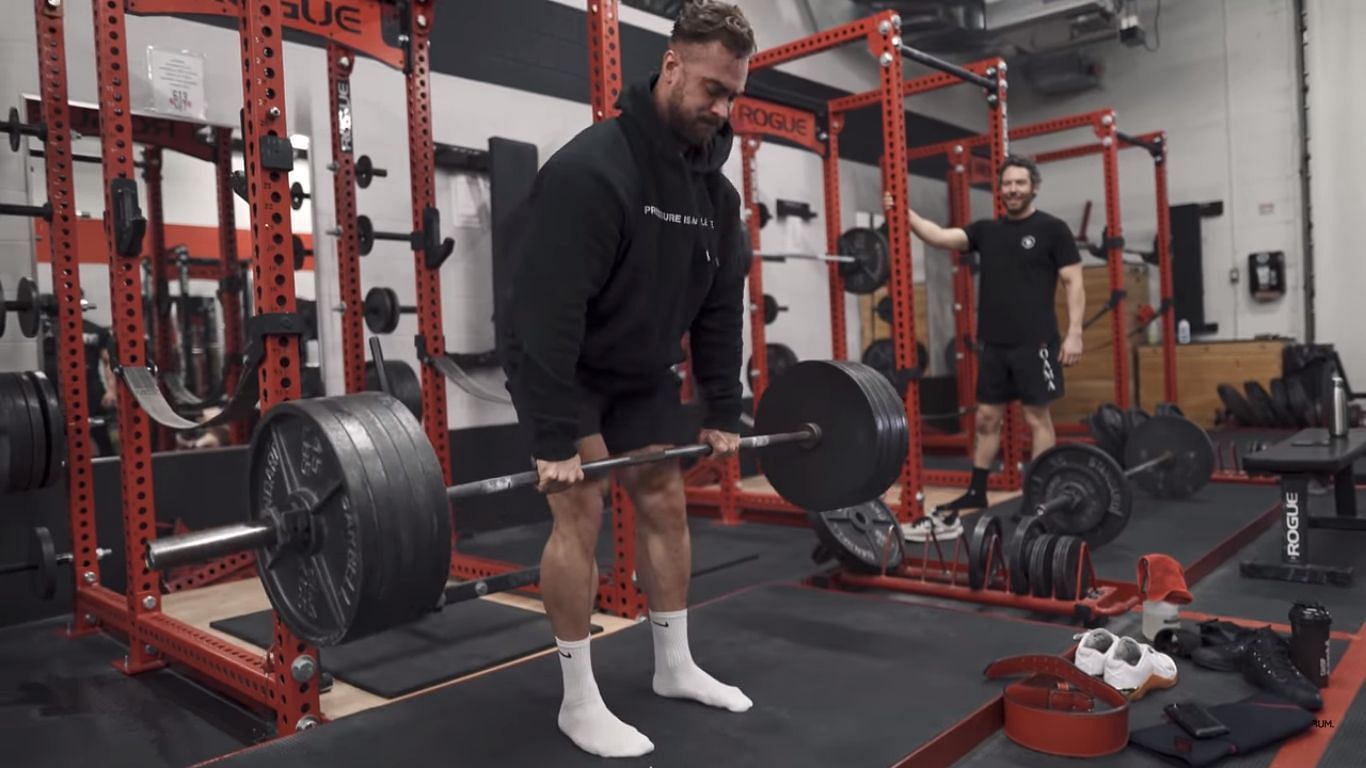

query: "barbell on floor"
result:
(1019, 413), (1216, 548)
(142, 360), (909, 647)
(1, 527), (112, 600)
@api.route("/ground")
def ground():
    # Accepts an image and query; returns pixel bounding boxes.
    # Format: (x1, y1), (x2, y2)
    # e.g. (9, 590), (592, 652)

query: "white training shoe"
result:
(901, 509), (963, 542)
(1073, 628), (1120, 677)
(1103, 636), (1179, 700)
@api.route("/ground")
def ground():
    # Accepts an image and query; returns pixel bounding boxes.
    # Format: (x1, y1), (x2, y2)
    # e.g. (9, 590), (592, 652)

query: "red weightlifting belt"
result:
(983, 654), (1130, 758)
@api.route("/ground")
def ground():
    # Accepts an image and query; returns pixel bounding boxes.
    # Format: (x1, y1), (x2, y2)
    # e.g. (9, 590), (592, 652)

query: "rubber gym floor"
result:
(4, 449), (1366, 767)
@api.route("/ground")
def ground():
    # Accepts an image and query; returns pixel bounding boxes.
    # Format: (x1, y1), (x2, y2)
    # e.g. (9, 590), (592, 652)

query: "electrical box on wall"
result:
(1248, 251), (1286, 302)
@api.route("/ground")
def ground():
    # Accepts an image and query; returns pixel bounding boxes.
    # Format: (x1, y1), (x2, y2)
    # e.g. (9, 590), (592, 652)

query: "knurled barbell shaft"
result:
(146, 424), (822, 570)
(758, 252), (856, 264)
(446, 425), (819, 500)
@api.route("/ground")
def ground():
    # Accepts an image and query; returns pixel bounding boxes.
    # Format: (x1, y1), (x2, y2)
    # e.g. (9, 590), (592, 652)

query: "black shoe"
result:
(937, 490), (988, 512)
(1191, 623), (1260, 672)
(1240, 628), (1323, 711)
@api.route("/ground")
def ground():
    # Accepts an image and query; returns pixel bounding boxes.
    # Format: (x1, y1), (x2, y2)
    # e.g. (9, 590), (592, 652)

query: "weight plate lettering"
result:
(29, 526), (57, 600)
(755, 360), (907, 511)
(249, 394), (449, 647)
(1124, 414), (1215, 500)
(965, 514), (1002, 590)
(836, 227), (890, 295)
(1007, 516), (1048, 595)
(1023, 443), (1132, 548)
(809, 500), (904, 573)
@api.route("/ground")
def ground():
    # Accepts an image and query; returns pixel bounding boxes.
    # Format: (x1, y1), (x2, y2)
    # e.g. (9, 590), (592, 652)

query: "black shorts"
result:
(576, 379), (694, 454)
(976, 339), (1065, 406)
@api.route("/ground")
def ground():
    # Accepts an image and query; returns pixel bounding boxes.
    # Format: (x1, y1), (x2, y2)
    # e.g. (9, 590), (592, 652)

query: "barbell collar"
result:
(146, 521), (276, 571)
(445, 425), (818, 501)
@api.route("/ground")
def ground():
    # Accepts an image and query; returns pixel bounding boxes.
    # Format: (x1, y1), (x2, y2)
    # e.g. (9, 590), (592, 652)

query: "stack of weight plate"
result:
(0, 370), (64, 494)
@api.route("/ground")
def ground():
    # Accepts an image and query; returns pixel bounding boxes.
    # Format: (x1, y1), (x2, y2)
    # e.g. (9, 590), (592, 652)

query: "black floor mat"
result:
(1191, 492), (1366, 631)
(955, 639), (1349, 768)
(1319, 659), (1366, 767)
(197, 584), (1080, 768)
(0, 618), (266, 767)
(210, 599), (598, 699)
(459, 518), (764, 576)
(1086, 483), (1277, 583)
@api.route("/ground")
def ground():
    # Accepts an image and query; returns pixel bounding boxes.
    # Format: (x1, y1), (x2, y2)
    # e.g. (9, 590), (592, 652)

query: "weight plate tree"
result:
(144, 360), (909, 647)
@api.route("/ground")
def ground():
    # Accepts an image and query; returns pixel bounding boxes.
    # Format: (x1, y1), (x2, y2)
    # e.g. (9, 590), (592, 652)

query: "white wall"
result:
(1004, 0), (1304, 343)
(0, 0), (40, 371)
(1303, 0), (1366, 381)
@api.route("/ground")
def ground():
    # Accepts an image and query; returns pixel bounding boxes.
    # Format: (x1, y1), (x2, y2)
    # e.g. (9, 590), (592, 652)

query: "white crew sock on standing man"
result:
(555, 636), (654, 758)
(649, 608), (753, 711)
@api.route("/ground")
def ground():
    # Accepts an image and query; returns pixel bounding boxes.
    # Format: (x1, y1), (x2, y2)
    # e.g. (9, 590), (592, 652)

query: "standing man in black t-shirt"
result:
(899, 156), (1085, 532)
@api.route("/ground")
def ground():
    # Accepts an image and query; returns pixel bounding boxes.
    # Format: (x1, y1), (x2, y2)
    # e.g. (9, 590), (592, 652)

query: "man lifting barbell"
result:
(501, 2), (756, 758)
(889, 156), (1086, 539)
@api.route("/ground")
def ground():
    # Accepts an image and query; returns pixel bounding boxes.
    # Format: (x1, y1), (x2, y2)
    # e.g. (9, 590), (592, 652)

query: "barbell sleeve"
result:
(146, 521), (276, 571)
(446, 425), (819, 501)
(1034, 489), (1080, 517)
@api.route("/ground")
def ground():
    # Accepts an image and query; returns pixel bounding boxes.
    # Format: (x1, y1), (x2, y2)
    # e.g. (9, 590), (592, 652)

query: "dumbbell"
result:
(355, 155), (388, 188)
(290, 182), (310, 211)
(2, 527), (112, 600)
(1019, 414), (1216, 548)
(0, 277), (43, 339)
(2, 107), (46, 152)
(363, 286), (416, 334)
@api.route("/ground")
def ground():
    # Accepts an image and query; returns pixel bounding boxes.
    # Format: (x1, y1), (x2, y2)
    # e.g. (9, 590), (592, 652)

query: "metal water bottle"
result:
(1328, 374), (1349, 438)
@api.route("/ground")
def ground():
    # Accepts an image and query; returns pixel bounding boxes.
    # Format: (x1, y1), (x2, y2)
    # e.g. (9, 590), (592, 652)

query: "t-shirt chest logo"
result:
(1020, 235), (1036, 250)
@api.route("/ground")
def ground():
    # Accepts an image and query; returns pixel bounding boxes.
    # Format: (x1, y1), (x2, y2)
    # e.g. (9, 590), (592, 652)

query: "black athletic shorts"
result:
(576, 378), (694, 454)
(976, 338), (1065, 406)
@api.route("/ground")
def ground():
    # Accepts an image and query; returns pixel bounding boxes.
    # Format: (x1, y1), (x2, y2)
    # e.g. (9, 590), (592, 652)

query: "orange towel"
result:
(1137, 554), (1192, 605)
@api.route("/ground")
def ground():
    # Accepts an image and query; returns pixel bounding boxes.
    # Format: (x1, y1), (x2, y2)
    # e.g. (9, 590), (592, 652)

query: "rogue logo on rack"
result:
(731, 98), (824, 155)
(282, 0), (363, 34)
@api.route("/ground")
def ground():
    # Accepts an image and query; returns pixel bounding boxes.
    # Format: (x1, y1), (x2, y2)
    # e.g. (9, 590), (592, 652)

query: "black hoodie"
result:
(503, 76), (747, 461)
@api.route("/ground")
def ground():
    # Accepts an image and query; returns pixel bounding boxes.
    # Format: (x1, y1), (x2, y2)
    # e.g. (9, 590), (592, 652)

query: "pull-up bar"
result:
(898, 44), (997, 91)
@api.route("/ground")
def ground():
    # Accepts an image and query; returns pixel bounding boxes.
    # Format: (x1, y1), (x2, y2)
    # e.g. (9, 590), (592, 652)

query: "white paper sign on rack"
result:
(146, 47), (207, 122)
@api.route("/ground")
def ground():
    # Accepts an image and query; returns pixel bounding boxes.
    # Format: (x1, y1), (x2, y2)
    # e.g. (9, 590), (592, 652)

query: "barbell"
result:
(2, 107), (46, 152)
(1019, 413), (1216, 548)
(742, 227), (891, 295)
(143, 359), (908, 647)
(1, 527), (112, 600)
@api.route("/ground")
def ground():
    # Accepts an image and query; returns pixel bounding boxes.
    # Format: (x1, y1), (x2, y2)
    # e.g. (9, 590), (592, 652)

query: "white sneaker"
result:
(1103, 636), (1179, 700)
(1073, 628), (1119, 677)
(901, 509), (963, 542)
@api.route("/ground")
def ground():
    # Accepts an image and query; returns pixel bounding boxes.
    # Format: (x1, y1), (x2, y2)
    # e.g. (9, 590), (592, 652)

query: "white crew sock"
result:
(649, 609), (753, 712)
(555, 636), (654, 758)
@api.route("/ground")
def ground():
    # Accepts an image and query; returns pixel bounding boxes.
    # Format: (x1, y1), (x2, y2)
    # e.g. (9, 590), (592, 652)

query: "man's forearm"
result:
(1065, 280), (1086, 335)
